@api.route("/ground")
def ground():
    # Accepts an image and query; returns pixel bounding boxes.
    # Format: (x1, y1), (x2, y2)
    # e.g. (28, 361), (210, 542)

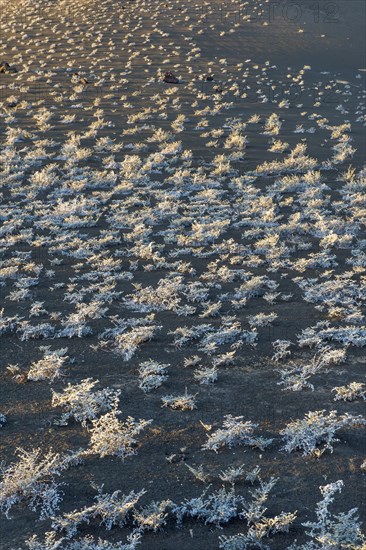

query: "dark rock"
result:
(0, 62), (17, 74)
(162, 71), (179, 84)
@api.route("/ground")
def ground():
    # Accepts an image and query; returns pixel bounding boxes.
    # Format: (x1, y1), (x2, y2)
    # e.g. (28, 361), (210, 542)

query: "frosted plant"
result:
(171, 114), (187, 132)
(202, 416), (273, 453)
(0, 447), (81, 519)
(278, 346), (347, 391)
(268, 139), (289, 153)
(73, 301), (108, 320)
(253, 143), (317, 175)
(200, 301), (222, 318)
(245, 466), (261, 485)
(53, 487), (145, 537)
(247, 114), (261, 123)
(133, 499), (172, 532)
(173, 486), (244, 527)
(89, 407), (152, 460)
(184, 355), (201, 368)
(219, 476), (296, 548)
(28, 347), (69, 382)
(161, 389), (197, 411)
(248, 312), (278, 328)
(232, 276), (275, 301)
(263, 292), (281, 304)
(52, 379), (120, 427)
(199, 319), (253, 351)
(280, 410), (366, 456)
(193, 365), (218, 384)
(241, 477), (278, 524)
(288, 480), (365, 549)
(184, 219), (230, 246)
(89, 488), (145, 530)
(332, 382), (366, 401)
(219, 511), (297, 549)
(253, 511), (297, 538)
(297, 321), (366, 348)
(219, 465), (245, 484)
(219, 530), (270, 549)
(332, 139), (356, 165)
(6, 363), (28, 383)
(224, 131), (248, 150)
(123, 277), (183, 313)
(33, 108), (53, 131)
(212, 351), (236, 367)
(169, 324), (212, 348)
(263, 113), (282, 136)
(99, 319), (162, 360)
(23, 531), (65, 550)
(147, 128), (173, 143)
(185, 464), (210, 483)
(29, 302), (48, 318)
(56, 316), (93, 338)
(7, 288), (32, 302)
(294, 276), (363, 314)
(211, 155), (232, 176)
(272, 340), (292, 362)
(138, 360), (169, 392)
(24, 532), (142, 550)
(292, 251), (338, 273)
(329, 123), (351, 140)
(18, 322), (55, 341)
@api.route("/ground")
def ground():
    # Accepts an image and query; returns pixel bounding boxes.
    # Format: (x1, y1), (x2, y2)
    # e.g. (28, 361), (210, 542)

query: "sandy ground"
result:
(0, 0), (365, 548)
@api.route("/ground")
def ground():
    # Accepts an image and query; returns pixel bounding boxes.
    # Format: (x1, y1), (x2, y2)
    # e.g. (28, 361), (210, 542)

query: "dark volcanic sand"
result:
(0, 0), (365, 548)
